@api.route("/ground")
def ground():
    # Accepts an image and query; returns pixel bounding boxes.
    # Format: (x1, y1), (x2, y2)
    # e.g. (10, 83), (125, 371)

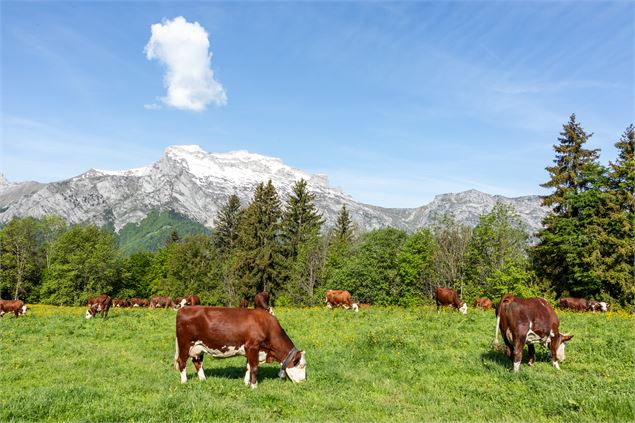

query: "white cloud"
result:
(145, 16), (227, 111)
(143, 103), (162, 110)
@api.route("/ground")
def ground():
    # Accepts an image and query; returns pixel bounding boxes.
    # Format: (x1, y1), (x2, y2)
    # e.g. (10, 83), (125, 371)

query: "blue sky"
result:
(1, 1), (632, 207)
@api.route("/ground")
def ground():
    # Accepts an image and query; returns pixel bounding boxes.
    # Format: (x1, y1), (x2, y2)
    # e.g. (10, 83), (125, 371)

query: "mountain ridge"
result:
(0, 146), (549, 232)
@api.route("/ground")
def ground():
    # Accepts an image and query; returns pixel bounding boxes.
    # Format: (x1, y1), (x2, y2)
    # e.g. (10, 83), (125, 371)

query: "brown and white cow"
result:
(0, 299), (27, 317)
(558, 297), (588, 311)
(474, 297), (493, 310)
(85, 294), (112, 319)
(130, 297), (149, 307)
(435, 287), (467, 314)
(239, 297), (249, 308)
(176, 294), (201, 308)
(325, 290), (358, 312)
(254, 292), (275, 315)
(112, 298), (130, 308)
(494, 294), (573, 371)
(175, 306), (307, 388)
(150, 296), (176, 309)
(587, 300), (609, 313)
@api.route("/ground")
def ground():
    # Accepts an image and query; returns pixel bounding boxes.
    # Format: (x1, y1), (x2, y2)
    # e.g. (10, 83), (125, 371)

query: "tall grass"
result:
(1, 305), (633, 422)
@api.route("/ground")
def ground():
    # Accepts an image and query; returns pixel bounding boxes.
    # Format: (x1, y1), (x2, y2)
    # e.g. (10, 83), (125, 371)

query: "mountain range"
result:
(0, 145), (549, 233)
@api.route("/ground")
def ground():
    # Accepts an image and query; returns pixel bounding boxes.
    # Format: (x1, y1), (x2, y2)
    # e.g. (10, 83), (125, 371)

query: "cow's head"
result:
(598, 302), (608, 312)
(459, 303), (468, 315)
(284, 351), (307, 383)
(352, 303), (359, 312)
(555, 333), (574, 361)
(19, 305), (28, 315)
(85, 307), (95, 319)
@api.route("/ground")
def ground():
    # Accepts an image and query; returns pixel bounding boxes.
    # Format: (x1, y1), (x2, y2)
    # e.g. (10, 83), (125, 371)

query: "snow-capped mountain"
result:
(0, 145), (549, 233)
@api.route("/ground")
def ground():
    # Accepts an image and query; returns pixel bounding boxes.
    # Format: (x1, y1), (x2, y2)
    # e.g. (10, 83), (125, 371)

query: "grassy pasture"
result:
(0, 305), (633, 422)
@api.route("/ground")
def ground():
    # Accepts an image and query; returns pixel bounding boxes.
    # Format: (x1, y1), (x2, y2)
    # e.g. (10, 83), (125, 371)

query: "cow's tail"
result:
(494, 314), (501, 350)
(174, 338), (180, 370)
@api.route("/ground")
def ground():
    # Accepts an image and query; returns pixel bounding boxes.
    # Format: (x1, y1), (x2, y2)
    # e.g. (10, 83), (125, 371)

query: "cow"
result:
(587, 300), (609, 313)
(176, 294), (201, 308)
(239, 298), (249, 308)
(359, 303), (371, 310)
(112, 298), (130, 308)
(130, 298), (149, 307)
(325, 290), (359, 312)
(174, 306), (307, 388)
(494, 294), (573, 371)
(474, 297), (493, 310)
(0, 299), (27, 317)
(85, 294), (112, 319)
(150, 296), (176, 309)
(435, 287), (467, 314)
(254, 292), (275, 315)
(558, 297), (588, 311)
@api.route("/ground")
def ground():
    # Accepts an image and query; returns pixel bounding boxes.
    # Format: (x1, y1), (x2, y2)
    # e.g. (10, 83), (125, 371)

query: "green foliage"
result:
(213, 194), (243, 256)
(396, 229), (436, 306)
(117, 210), (210, 255)
(430, 214), (472, 296)
(1, 305), (633, 422)
(118, 251), (154, 298)
(40, 225), (120, 305)
(0, 217), (44, 301)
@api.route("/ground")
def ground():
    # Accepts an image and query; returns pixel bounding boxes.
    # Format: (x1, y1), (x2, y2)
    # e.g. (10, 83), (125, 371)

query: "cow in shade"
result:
(435, 287), (467, 314)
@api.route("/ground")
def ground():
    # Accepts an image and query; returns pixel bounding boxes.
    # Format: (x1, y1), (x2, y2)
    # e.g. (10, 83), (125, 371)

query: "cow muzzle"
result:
(284, 351), (307, 383)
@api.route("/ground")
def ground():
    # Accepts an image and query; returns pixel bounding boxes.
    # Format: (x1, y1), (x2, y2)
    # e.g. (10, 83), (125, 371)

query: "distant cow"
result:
(86, 294), (112, 319)
(150, 296), (176, 309)
(112, 298), (130, 308)
(176, 295), (201, 308)
(130, 298), (149, 307)
(239, 298), (249, 308)
(495, 294), (573, 371)
(0, 299), (27, 317)
(359, 303), (371, 310)
(474, 297), (493, 310)
(587, 300), (609, 313)
(325, 290), (358, 312)
(175, 307), (306, 388)
(558, 297), (587, 311)
(254, 292), (274, 315)
(435, 287), (467, 314)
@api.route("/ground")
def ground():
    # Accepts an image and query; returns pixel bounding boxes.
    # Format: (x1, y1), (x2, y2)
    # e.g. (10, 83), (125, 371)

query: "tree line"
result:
(0, 115), (632, 307)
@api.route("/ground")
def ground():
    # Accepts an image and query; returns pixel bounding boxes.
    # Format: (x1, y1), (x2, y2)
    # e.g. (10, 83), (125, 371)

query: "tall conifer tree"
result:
(213, 194), (243, 256)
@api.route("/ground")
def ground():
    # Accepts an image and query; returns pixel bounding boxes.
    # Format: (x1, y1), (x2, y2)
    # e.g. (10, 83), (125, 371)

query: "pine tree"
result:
(333, 204), (354, 243)
(234, 181), (283, 296)
(541, 113), (600, 216)
(213, 194), (243, 255)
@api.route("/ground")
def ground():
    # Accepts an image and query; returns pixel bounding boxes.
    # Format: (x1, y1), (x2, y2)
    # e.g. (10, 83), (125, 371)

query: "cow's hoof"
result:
(250, 383), (258, 389)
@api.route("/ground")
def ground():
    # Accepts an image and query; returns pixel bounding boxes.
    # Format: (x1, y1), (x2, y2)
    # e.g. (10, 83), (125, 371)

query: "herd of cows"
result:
(0, 288), (610, 388)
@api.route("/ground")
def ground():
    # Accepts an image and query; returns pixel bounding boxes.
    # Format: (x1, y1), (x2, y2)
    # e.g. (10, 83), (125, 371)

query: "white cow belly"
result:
(188, 341), (267, 362)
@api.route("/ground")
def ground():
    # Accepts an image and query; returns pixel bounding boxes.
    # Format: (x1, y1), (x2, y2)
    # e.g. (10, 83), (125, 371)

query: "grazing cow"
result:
(494, 294), (573, 371)
(0, 299), (27, 317)
(112, 298), (130, 308)
(587, 300), (609, 313)
(177, 294), (201, 308)
(130, 298), (149, 307)
(558, 297), (588, 311)
(239, 298), (249, 308)
(254, 292), (275, 315)
(474, 297), (493, 310)
(435, 287), (467, 314)
(175, 307), (307, 388)
(85, 294), (112, 319)
(359, 303), (371, 310)
(150, 296), (176, 309)
(325, 290), (359, 312)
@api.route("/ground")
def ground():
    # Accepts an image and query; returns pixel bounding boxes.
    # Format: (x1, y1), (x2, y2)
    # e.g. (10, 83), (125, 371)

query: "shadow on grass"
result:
(481, 346), (554, 371)
(203, 365), (281, 381)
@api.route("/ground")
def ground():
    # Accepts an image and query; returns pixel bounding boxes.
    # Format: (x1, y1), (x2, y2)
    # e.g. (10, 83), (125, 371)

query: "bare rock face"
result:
(0, 146), (548, 233)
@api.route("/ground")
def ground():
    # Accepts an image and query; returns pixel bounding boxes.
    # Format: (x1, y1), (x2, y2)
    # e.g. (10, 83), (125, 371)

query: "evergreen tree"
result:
(213, 194), (243, 255)
(234, 181), (283, 296)
(541, 113), (600, 216)
(333, 204), (354, 243)
(323, 205), (355, 293)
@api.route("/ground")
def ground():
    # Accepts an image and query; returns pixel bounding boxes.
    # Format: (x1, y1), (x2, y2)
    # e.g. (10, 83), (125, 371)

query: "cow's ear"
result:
(561, 334), (573, 343)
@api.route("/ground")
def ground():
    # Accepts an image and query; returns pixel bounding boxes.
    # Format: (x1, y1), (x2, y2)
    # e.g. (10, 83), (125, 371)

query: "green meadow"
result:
(1, 305), (633, 422)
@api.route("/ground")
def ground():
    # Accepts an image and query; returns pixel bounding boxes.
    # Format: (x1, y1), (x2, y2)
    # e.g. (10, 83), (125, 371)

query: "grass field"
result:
(1, 305), (633, 422)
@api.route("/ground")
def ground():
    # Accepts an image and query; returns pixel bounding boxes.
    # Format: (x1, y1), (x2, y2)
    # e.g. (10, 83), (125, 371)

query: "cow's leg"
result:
(512, 333), (526, 372)
(174, 338), (190, 384)
(245, 347), (260, 388)
(244, 363), (251, 386)
(527, 344), (536, 367)
(550, 338), (560, 370)
(192, 355), (206, 381)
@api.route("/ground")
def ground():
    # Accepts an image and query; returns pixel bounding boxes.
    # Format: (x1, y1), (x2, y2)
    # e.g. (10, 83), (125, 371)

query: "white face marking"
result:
(189, 341), (246, 359)
(513, 361), (521, 372)
(285, 351), (307, 383)
(180, 369), (187, 384)
(352, 303), (359, 312)
(268, 307), (275, 316)
(556, 342), (566, 361)
(459, 303), (468, 315)
(180, 299), (187, 308)
(20, 305), (27, 314)
(197, 366), (206, 381)
(599, 302), (608, 311)
(85, 310), (93, 319)
(326, 303), (333, 309)
(552, 361), (560, 370)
